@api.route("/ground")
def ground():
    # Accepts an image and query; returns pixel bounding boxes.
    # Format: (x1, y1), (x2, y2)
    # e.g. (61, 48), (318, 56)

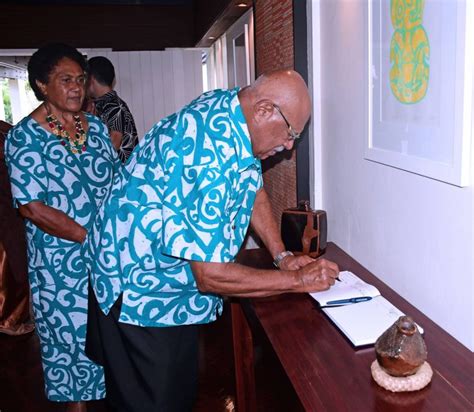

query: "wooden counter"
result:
(232, 243), (474, 411)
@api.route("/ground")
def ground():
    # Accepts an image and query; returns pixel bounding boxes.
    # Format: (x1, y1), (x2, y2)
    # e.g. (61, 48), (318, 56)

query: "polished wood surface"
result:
(231, 302), (257, 412)
(0, 1), (249, 50)
(234, 243), (474, 412)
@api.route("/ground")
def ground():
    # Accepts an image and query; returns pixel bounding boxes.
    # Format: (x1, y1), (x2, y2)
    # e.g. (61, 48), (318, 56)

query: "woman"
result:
(4, 44), (119, 411)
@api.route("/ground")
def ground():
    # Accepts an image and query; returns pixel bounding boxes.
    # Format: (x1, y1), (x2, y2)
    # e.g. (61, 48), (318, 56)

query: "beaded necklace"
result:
(46, 113), (87, 154)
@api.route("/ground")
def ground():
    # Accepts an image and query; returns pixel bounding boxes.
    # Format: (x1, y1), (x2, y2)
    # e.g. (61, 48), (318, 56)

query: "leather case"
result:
(281, 200), (327, 258)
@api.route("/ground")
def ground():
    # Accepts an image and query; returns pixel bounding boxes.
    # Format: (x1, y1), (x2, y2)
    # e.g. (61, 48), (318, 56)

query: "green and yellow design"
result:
(390, 0), (430, 103)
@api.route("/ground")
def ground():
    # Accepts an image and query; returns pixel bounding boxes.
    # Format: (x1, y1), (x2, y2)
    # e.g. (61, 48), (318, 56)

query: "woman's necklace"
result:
(45, 112), (87, 154)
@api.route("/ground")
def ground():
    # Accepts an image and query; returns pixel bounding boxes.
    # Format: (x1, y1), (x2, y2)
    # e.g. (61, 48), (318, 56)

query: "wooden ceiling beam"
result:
(194, 0), (253, 47)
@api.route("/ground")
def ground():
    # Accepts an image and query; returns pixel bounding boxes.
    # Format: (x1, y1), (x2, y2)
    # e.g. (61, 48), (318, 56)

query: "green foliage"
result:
(1, 79), (13, 124)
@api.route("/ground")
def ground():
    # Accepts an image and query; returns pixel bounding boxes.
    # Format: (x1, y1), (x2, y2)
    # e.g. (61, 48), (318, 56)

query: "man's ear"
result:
(254, 99), (274, 121)
(87, 76), (98, 96)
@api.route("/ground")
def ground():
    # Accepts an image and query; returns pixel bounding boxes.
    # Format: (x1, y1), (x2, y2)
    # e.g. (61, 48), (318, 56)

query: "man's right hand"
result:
(295, 258), (339, 292)
(191, 256), (339, 298)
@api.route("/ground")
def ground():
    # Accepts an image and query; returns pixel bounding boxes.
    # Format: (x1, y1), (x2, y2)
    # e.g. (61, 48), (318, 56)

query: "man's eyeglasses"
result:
(272, 104), (301, 140)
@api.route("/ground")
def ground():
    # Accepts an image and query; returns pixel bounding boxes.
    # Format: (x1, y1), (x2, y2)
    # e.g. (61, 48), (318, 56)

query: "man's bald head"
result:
(239, 70), (312, 159)
(252, 70), (311, 120)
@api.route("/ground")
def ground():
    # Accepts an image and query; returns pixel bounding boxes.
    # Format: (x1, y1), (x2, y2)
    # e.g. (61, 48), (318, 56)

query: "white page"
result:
(309, 271), (380, 307)
(322, 296), (424, 347)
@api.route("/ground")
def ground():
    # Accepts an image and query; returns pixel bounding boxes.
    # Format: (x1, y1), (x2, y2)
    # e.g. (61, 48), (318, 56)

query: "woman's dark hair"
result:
(28, 43), (87, 101)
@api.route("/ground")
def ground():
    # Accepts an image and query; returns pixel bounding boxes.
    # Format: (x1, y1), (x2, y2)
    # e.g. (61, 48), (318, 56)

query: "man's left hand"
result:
(279, 254), (315, 271)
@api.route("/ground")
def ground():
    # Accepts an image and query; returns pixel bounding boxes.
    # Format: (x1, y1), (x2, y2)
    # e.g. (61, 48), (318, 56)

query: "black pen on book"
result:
(326, 296), (372, 305)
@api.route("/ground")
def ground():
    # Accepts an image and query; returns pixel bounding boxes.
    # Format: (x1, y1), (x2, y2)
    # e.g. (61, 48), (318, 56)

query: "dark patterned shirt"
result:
(94, 90), (138, 163)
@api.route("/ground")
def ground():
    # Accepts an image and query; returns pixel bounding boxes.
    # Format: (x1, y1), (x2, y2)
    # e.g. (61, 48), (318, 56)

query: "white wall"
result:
(87, 49), (203, 138)
(206, 9), (255, 91)
(206, 37), (228, 90)
(312, 0), (474, 350)
(0, 48), (203, 137)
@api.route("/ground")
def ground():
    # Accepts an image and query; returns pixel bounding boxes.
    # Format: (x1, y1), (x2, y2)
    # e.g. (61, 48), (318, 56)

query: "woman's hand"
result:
(19, 201), (87, 243)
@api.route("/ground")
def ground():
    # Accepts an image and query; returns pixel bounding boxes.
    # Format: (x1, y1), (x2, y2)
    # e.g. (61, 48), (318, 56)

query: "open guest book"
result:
(309, 271), (423, 347)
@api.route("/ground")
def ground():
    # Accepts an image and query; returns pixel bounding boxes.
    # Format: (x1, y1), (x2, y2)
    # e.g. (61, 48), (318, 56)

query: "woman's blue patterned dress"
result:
(4, 114), (119, 401)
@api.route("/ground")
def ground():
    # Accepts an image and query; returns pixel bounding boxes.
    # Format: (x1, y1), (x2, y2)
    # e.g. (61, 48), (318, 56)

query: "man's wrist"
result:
(273, 251), (294, 268)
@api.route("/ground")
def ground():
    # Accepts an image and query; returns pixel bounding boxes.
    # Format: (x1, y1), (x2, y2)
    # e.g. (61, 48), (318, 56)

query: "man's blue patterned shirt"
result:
(88, 88), (262, 326)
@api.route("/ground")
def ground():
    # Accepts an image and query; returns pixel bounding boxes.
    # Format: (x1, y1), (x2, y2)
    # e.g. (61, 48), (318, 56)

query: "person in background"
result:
(86, 69), (339, 411)
(0, 120), (34, 336)
(4, 43), (119, 412)
(86, 56), (138, 163)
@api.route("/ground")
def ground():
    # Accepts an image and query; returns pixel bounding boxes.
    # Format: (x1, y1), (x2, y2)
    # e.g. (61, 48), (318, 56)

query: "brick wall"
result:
(255, 0), (297, 226)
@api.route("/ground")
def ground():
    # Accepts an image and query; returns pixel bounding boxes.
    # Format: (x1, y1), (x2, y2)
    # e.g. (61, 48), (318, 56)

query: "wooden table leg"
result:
(231, 301), (257, 412)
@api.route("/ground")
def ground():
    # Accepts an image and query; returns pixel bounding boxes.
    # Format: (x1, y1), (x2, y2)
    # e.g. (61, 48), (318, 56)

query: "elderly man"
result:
(86, 70), (339, 412)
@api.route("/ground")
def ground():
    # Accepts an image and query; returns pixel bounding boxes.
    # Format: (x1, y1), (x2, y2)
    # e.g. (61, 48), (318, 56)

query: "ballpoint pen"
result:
(326, 296), (373, 305)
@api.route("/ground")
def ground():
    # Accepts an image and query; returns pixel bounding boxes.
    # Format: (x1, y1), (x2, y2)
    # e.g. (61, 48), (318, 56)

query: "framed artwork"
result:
(366, 0), (473, 186)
